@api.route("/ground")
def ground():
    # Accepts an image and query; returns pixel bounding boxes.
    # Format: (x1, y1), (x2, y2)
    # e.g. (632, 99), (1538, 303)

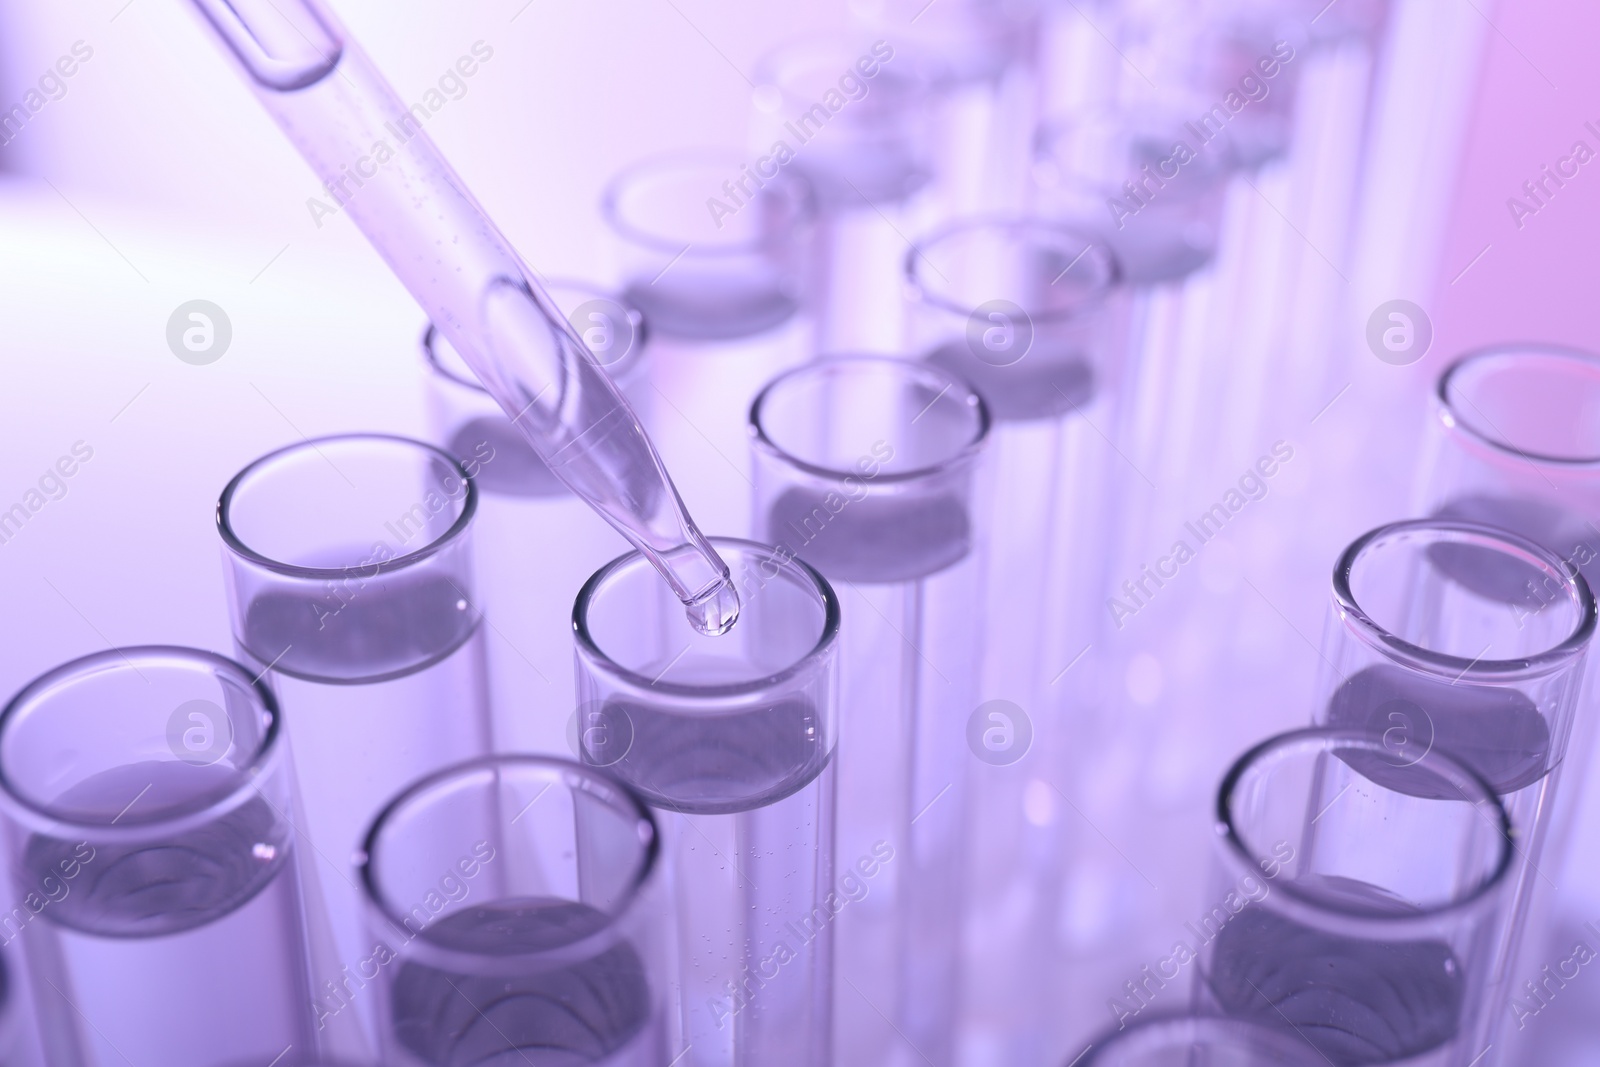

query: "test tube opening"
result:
(1205, 728), (1513, 1064)
(217, 433), (482, 685)
(603, 152), (816, 342)
(906, 216), (1119, 422)
(357, 755), (666, 1066)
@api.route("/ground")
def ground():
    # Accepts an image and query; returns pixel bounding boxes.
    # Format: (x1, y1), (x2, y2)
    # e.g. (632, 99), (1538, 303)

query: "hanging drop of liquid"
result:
(685, 579), (741, 636)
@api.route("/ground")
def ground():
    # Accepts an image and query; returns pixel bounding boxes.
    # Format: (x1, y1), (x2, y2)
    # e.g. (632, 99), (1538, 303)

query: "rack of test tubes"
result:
(0, 0), (1593, 1064)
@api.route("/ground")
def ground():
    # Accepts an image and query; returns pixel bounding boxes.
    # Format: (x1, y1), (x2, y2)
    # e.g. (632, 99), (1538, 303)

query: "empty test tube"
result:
(357, 755), (670, 1066)
(750, 357), (990, 1067)
(0, 647), (315, 1065)
(573, 539), (840, 1067)
(1201, 728), (1514, 1065)
(218, 434), (495, 1052)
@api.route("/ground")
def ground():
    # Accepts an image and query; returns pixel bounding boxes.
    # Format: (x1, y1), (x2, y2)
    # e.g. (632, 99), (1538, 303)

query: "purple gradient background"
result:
(0, 0), (1597, 1062)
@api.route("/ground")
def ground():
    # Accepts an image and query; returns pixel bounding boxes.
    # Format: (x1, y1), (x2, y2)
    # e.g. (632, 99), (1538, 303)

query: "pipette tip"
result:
(684, 579), (742, 637)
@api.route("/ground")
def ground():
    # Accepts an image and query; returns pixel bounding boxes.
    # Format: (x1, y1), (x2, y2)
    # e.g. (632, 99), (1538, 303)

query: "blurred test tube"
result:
(750, 358), (990, 1066)
(217, 435), (494, 1054)
(1420, 346), (1600, 603)
(853, 0), (1044, 217)
(422, 281), (648, 755)
(603, 154), (816, 539)
(752, 35), (938, 355)
(904, 217), (1123, 1060)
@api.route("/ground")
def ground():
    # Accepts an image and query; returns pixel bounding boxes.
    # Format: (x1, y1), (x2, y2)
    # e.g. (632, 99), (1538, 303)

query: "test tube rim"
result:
(216, 432), (478, 580)
(748, 355), (991, 485)
(1215, 726), (1514, 936)
(1076, 1010), (1330, 1065)
(573, 537), (841, 704)
(1436, 342), (1600, 468)
(0, 645), (285, 843)
(752, 32), (940, 102)
(1032, 101), (1241, 200)
(1332, 518), (1597, 681)
(601, 149), (817, 259)
(356, 753), (661, 970)
(422, 279), (651, 387)
(903, 214), (1121, 322)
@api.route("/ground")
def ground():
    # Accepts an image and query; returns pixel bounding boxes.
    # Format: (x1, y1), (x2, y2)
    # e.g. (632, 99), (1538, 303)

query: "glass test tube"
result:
(0, 647), (314, 1065)
(1024, 99), (1259, 1061)
(1116, 0), (1306, 170)
(749, 358), (989, 1067)
(423, 281), (648, 754)
(752, 36), (939, 354)
(1422, 346), (1600, 589)
(357, 755), (669, 1067)
(573, 539), (840, 1067)
(0, 943), (26, 1064)
(853, 0), (1042, 217)
(1312, 520), (1596, 1057)
(602, 154), (815, 539)
(1032, 104), (1236, 287)
(218, 434), (494, 1051)
(1200, 728), (1514, 1066)
(904, 217), (1121, 1060)
(1029, 102), (1236, 623)
(1420, 345), (1600, 1034)
(1074, 1013), (1328, 1066)
(1145, 0), (1384, 494)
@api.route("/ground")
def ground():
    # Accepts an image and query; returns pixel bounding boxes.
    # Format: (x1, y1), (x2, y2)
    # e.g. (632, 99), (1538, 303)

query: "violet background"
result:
(0, 0), (1597, 1060)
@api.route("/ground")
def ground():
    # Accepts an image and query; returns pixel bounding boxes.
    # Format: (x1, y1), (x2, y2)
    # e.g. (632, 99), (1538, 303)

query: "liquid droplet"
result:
(685, 579), (741, 636)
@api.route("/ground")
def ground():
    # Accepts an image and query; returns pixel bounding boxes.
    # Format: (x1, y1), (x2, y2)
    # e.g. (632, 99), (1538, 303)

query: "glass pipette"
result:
(187, 0), (739, 635)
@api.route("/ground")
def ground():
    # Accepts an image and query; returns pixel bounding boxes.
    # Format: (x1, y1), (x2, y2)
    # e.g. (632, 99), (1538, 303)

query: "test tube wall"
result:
(573, 539), (840, 1066)
(217, 434), (495, 1055)
(422, 281), (648, 755)
(750, 357), (990, 1066)
(0, 648), (316, 1065)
